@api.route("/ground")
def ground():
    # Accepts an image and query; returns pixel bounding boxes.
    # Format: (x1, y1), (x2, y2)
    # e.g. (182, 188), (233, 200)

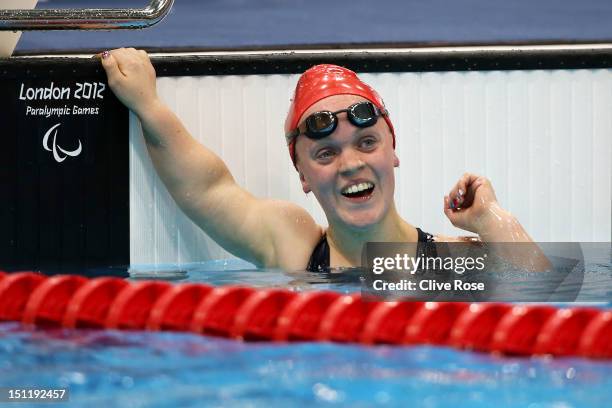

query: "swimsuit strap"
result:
(306, 233), (330, 272)
(306, 227), (435, 272)
(416, 227), (435, 243)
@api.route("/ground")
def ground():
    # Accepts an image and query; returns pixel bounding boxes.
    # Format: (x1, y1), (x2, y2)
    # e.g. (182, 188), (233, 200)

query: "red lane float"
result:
(232, 289), (297, 340)
(147, 283), (213, 331)
(190, 286), (255, 337)
(449, 303), (512, 351)
(534, 308), (600, 356)
(317, 294), (380, 342)
(578, 311), (612, 358)
(23, 275), (88, 327)
(491, 305), (557, 355)
(64, 277), (129, 329)
(360, 301), (423, 344)
(0, 272), (46, 321)
(0, 271), (609, 359)
(274, 291), (341, 341)
(404, 302), (469, 345)
(106, 281), (172, 330)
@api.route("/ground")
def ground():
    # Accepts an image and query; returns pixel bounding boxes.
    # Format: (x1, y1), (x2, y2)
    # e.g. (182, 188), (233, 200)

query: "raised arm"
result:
(100, 48), (321, 268)
(443, 173), (551, 271)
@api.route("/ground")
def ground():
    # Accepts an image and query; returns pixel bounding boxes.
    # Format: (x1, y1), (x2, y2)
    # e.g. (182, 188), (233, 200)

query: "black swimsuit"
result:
(306, 228), (435, 272)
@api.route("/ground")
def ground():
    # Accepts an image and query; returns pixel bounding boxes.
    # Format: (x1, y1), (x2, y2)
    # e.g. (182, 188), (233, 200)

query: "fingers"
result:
(445, 174), (501, 235)
(96, 49), (158, 101)
(448, 173), (487, 209)
(444, 195), (464, 229)
(94, 48), (157, 115)
(444, 195), (454, 218)
(96, 47), (150, 72)
(99, 50), (124, 87)
(448, 173), (473, 209)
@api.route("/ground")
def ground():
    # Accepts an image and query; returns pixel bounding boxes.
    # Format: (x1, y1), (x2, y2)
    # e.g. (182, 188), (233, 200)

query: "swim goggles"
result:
(285, 101), (388, 144)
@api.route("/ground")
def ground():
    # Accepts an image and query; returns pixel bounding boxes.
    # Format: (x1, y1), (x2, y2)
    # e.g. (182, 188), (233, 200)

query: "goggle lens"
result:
(348, 102), (378, 126)
(305, 111), (336, 137)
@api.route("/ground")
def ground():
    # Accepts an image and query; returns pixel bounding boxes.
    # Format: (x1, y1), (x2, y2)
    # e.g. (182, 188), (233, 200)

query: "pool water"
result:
(131, 244), (611, 302)
(1, 245), (610, 407)
(1, 322), (610, 408)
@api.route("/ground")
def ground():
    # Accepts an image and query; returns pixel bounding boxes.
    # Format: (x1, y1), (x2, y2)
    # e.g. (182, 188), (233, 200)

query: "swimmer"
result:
(99, 48), (550, 271)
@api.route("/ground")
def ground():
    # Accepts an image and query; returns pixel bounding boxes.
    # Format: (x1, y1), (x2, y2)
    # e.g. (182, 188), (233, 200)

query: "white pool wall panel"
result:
(130, 69), (612, 265)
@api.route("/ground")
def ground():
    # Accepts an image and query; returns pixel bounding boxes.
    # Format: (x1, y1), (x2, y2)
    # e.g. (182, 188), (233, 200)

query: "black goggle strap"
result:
(285, 128), (300, 145)
(365, 104), (388, 118)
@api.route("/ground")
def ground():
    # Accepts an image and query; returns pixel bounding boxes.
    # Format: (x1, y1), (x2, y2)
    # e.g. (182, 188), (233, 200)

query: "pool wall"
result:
(0, 48), (609, 271)
(0, 56), (130, 273)
(129, 50), (611, 265)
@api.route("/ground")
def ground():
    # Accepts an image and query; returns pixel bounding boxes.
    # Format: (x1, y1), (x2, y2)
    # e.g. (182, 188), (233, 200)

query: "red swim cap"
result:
(285, 64), (395, 166)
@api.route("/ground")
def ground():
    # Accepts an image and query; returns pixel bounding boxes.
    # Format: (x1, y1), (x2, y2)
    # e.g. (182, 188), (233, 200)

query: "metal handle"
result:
(0, 0), (174, 31)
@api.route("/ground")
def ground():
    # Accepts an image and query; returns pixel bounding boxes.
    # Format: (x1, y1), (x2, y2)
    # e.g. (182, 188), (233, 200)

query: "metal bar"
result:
(0, 0), (174, 31)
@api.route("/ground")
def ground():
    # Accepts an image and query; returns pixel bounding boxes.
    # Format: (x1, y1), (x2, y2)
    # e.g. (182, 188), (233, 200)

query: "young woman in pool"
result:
(100, 48), (548, 271)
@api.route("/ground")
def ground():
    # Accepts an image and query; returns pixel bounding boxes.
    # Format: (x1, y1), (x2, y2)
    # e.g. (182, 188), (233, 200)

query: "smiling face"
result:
(295, 94), (400, 230)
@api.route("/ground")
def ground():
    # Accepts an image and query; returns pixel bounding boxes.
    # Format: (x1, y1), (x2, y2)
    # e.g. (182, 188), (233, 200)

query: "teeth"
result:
(343, 182), (374, 195)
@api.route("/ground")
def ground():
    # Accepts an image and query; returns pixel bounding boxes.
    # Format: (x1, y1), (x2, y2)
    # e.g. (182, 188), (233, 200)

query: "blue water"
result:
(1, 323), (610, 408)
(130, 244), (612, 302)
(1, 245), (610, 407)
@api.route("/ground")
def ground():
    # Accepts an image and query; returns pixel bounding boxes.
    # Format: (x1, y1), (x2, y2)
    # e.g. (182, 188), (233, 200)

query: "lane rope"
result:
(0, 271), (609, 358)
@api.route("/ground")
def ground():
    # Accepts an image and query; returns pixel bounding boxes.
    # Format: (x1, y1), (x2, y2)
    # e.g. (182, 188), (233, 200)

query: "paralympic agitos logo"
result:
(42, 123), (82, 163)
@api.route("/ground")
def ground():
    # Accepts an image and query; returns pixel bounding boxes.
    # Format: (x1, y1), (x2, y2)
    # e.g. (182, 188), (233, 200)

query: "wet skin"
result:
(100, 49), (550, 270)
(294, 95), (401, 232)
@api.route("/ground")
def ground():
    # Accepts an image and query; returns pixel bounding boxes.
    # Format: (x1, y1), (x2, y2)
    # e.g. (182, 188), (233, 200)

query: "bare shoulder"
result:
(258, 199), (324, 270)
